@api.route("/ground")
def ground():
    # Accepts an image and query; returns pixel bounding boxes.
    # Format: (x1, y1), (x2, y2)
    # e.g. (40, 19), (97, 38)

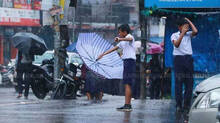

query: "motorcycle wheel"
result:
(64, 82), (77, 99)
(51, 83), (67, 99)
(31, 79), (47, 99)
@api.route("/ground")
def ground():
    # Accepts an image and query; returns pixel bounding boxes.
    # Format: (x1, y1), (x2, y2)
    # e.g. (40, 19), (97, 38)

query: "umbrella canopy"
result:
(76, 33), (123, 79)
(12, 32), (48, 55)
(146, 42), (163, 54)
(66, 42), (77, 52)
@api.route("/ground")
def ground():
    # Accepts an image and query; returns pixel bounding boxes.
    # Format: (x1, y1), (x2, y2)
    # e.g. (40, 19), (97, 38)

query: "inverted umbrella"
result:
(12, 32), (48, 55)
(76, 33), (123, 79)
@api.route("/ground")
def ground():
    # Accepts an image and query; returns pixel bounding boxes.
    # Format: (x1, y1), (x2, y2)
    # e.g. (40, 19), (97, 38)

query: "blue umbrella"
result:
(66, 42), (77, 52)
(76, 33), (123, 79)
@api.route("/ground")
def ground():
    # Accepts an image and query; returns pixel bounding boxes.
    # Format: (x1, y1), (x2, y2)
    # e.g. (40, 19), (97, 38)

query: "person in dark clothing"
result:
(147, 54), (162, 99)
(161, 68), (171, 98)
(132, 54), (140, 99)
(82, 64), (103, 101)
(16, 51), (34, 99)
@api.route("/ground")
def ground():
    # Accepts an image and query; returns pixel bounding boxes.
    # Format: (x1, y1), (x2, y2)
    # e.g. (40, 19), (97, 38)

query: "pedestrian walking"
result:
(171, 17), (198, 121)
(97, 24), (136, 111)
(16, 50), (34, 99)
(146, 54), (162, 99)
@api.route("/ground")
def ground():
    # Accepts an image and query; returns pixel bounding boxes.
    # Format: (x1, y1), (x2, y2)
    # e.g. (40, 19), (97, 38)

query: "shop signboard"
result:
(14, 0), (32, 9)
(144, 0), (220, 8)
(33, 0), (42, 10)
(0, 7), (40, 26)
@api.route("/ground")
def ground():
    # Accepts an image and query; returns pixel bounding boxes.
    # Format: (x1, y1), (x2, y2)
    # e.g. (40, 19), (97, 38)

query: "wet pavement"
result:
(0, 88), (176, 123)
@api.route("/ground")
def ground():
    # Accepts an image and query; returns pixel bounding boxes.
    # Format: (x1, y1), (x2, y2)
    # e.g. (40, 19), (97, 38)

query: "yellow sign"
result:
(59, 0), (65, 19)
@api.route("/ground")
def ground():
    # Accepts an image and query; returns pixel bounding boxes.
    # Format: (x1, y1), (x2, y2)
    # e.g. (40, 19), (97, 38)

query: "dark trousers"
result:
(17, 64), (32, 97)
(150, 77), (161, 99)
(174, 55), (194, 109)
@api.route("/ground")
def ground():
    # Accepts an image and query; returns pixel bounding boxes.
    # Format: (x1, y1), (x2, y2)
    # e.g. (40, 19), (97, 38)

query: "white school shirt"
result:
(117, 34), (136, 60)
(171, 31), (193, 56)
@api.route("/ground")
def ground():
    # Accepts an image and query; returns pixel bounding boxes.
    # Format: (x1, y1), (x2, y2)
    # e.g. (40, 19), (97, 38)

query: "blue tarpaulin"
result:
(165, 14), (220, 73)
(150, 37), (163, 44)
(144, 0), (220, 8)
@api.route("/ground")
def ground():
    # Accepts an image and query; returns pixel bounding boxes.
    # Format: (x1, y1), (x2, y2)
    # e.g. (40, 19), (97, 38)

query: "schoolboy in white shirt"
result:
(171, 17), (198, 121)
(97, 24), (136, 112)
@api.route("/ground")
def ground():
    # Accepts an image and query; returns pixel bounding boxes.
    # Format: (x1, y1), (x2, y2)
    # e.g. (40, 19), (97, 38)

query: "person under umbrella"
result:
(12, 32), (47, 99)
(97, 24), (136, 112)
(15, 50), (34, 99)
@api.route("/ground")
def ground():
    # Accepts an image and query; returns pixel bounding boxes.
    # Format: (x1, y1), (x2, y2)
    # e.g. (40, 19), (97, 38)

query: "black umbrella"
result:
(12, 32), (48, 55)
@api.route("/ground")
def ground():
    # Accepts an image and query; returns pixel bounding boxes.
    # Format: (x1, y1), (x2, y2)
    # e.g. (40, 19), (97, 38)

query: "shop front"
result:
(0, 7), (41, 65)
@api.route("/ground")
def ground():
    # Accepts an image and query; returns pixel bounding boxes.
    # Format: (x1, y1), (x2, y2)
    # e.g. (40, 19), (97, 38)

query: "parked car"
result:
(67, 52), (83, 66)
(189, 74), (220, 123)
(33, 51), (54, 66)
(33, 51), (83, 67)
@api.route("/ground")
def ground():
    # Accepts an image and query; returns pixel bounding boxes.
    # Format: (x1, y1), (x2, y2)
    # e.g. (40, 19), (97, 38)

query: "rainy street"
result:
(0, 88), (175, 123)
(1, 0), (220, 123)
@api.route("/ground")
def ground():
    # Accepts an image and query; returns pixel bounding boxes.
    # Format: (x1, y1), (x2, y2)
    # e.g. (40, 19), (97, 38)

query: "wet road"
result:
(0, 88), (176, 123)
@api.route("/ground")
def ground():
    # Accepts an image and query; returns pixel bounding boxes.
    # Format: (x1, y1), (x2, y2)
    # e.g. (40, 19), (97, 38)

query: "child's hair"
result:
(118, 24), (131, 34)
(176, 18), (189, 27)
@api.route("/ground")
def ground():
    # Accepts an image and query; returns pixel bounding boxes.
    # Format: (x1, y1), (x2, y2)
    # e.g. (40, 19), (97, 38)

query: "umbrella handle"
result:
(95, 42), (117, 61)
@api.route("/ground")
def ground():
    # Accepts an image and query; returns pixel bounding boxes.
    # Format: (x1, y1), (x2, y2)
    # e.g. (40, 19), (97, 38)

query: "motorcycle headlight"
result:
(196, 88), (220, 109)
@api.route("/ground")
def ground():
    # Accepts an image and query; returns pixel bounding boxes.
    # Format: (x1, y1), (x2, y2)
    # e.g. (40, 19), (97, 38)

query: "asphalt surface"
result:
(0, 88), (176, 123)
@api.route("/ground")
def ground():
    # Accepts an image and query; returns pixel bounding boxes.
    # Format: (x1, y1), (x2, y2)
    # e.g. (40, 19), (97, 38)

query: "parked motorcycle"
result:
(30, 58), (82, 99)
(0, 65), (15, 87)
(51, 61), (82, 99)
(30, 63), (53, 99)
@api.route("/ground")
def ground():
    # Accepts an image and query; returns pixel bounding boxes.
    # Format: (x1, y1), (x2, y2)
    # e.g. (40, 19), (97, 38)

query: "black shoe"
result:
(117, 104), (132, 112)
(175, 106), (182, 121)
(183, 108), (190, 122)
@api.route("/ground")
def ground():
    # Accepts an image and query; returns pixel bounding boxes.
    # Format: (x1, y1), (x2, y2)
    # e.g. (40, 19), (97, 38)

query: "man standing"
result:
(171, 17), (198, 120)
(16, 50), (34, 99)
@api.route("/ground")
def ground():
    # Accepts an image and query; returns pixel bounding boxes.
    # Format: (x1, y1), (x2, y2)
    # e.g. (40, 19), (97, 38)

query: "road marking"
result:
(0, 101), (40, 107)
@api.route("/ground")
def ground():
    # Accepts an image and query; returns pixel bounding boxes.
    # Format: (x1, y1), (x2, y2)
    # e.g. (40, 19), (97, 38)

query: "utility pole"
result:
(140, 21), (147, 99)
(139, 0), (147, 99)
(50, 5), (62, 83)
(71, 6), (76, 42)
(69, 0), (77, 42)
